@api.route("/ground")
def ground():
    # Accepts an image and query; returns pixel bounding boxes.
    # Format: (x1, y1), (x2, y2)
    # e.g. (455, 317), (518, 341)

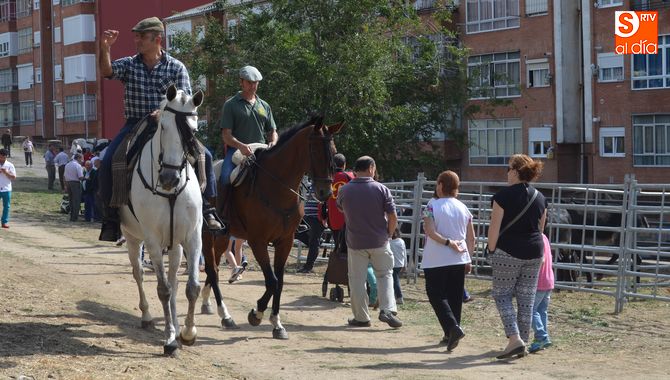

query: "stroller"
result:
(322, 229), (348, 302)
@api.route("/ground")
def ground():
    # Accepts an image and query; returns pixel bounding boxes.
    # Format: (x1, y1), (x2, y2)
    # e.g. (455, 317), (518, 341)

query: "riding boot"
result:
(203, 197), (226, 233)
(99, 206), (121, 242)
(216, 183), (233, 223)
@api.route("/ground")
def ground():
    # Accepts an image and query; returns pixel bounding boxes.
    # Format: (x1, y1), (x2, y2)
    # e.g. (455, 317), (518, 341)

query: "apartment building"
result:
(454, 0), (670, 184)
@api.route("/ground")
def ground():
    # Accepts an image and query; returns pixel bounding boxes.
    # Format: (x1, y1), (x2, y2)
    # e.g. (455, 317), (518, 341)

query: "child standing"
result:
(389, 228), (406, 305)
(530, 233), (555, 353)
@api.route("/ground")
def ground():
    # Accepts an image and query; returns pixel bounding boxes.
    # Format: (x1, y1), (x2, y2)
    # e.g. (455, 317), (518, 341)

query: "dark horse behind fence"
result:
(202, 115), (342, 339)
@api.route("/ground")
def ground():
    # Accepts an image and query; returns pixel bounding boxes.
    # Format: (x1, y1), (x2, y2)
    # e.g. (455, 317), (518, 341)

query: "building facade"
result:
(454, 0), (670, 184)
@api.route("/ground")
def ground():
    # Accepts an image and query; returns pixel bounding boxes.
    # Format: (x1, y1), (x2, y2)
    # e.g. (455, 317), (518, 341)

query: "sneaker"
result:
(396, 297), (404, 305)
(1, 223), (8, 229)
(296, 266), (313, 274)
(529, 338), (552, 353)
(378, 310), (402, 328)
(142, 260), (154, 270)
(115, 236), (126, 246)
(347, 318), (371, 327)
(228, 262), (247, 284)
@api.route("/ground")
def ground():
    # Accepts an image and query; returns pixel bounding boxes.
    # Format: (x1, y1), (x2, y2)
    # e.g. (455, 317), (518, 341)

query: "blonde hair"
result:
(509, 154), (543, 182)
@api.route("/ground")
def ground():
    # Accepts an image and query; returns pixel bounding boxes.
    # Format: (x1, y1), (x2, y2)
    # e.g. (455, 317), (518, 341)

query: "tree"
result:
(173, 0), (476, 179)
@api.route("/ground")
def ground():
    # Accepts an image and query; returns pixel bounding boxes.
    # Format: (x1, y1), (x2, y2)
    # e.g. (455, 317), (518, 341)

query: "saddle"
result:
(228, 143), (267, 187)
(109, 117), (207, 208)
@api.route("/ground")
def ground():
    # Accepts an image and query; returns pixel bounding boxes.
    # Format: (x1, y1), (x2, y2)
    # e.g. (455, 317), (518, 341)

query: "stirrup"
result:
(204, 207), (227, 234)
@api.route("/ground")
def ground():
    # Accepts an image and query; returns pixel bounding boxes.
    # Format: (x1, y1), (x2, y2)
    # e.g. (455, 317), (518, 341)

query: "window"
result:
(468, 52), (521, 98)
(15, 0), (31, 18)
(633, 115), (670, 166)
(469, 118), (522, 165)
(0, 68), (16, 91)
(527, 59), (550, 88)
(54, 64), (62, 81)
(17, 64), (33, 90)
(526, 0), (548, 16)
(35, 67), (41, 83)
(19, 101), (34, 125)
(33, 0), (39, 10)
(632, 35), (670, 89)
(0, 40), (8, 57)
(529, 127), (552, 157)
(466, 0), (520, 34)
(53, 0), (60, 5)
(33, 31), (40, 47)
(54, 27), (61, 43)
(63, 14), (95, 45)
(65, 94), (96, 122)
(63, 54), (95, 83)
(166, 20), (191, 51)
(62, 0), (95, 5)
(0, 0), (16, 22)
(17, 28), (32, 54)
(600, 127), (625, 157)
(597, 0), (623, 7)
(598, 53), (624, 82)
(414, 0), (436, 10)
(0, 103), (13, 126)
(227, 19), (238, 39)
(35, 102), (42, 120)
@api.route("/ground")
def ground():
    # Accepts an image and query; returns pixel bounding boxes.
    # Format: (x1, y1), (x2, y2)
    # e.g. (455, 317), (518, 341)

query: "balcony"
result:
(631, 0), (670, 10)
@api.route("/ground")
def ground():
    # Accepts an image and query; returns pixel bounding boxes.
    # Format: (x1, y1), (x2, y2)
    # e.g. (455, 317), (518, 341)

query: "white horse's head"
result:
(157, 84), (204, 191)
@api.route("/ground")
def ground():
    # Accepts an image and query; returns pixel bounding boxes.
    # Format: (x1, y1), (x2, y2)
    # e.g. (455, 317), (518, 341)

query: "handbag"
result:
(485, 187), (539, 259)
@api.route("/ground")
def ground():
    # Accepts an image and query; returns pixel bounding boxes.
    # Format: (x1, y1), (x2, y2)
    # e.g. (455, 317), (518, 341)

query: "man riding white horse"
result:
(98, 16), (223, 242)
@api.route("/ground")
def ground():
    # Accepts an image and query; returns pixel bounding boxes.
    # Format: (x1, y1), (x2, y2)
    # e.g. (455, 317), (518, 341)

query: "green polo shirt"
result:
(218, 92), (276, 144)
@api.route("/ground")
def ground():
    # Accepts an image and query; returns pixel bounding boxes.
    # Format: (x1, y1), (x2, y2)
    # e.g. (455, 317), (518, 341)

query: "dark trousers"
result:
(46, 164), (56, 190)
(2, 144), (9, 157)
(424, 264), (466, 335)
(24, 152), (32, 166)
(99, 118), (140, 206)
(58, 166), (65, 191)
(67, 181), (82, 221)
(392, 267), (403, 299)
(296, 215), (325, 269)
(83, 193), (96, 221)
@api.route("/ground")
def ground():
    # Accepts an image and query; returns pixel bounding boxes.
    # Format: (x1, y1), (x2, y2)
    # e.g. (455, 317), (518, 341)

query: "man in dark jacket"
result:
(1, 129), (11, 157)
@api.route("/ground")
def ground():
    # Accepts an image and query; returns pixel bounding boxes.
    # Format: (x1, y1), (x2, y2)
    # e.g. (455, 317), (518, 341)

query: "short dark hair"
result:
(353, 156), (375, 172)
(333, 153), (346, 168)
(0, 148), (7, 156)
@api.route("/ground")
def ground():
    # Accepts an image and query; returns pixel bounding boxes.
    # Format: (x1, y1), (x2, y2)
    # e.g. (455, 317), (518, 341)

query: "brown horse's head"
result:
(309, 118), (343, 202)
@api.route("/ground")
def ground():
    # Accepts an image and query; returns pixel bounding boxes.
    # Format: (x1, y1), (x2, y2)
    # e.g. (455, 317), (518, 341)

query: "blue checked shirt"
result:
(110, 50), (191, 119)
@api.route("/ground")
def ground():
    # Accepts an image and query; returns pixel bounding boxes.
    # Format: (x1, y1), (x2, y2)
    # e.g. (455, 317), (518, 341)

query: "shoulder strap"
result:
(499, 188), (539, 236)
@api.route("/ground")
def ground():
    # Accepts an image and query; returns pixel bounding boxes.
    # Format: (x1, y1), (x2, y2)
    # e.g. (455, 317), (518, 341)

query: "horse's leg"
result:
(146, 241), (178, 356)
(180, 234), (202, 346)
(268, 239), (291, 340)
(247, 241), (277, 329)
(127, 237), (153, 328)
(200, 230), (215, 315)
(202, 232), (237, 328)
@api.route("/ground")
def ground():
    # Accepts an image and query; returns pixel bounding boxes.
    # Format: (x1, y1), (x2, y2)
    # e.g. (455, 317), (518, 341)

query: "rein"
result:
(135, 106), (197, 249)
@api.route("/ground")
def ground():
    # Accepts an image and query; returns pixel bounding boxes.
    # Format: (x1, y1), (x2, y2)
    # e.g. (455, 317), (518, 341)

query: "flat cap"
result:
(132, 17), (164, 33)
(239, 65), (263, 81)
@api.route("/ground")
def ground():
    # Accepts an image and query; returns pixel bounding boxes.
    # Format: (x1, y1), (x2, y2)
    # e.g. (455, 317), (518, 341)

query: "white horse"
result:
(120, 84), (204, 356)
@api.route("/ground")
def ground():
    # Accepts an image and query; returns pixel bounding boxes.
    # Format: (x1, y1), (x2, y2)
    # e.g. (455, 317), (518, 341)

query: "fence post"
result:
(615, 175), (634, 313)
(407, 172), (426, 284)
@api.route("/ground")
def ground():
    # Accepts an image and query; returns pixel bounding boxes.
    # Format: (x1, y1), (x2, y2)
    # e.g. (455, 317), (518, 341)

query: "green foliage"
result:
(172, 0), (480, 179)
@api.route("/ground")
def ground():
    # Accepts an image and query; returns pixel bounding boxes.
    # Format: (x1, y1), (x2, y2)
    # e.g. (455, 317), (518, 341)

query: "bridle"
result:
(136, 105), (198, 249)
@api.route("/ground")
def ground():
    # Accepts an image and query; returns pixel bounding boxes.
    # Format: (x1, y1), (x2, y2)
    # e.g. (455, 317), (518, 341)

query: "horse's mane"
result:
(254, 114), (323, 160)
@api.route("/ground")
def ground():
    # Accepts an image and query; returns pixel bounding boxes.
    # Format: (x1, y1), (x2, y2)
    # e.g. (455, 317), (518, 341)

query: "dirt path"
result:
(1, 162), (669, 379)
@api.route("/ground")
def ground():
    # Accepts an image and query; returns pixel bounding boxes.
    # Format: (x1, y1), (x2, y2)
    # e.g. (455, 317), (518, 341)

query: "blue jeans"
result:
(0, 191), (10, 224)
(220, 147), (237, 186)
(532, 290), (552, 341)
(392, 267), (403, 299)
(99, 118), (141, 205)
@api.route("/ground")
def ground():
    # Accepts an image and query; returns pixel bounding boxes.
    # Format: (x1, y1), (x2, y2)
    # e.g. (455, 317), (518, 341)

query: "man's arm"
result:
(222, 129), (253, 156)
(266, 129), (278, 147)
(387, 211), (397, 238)
(99, 30), (119, 78)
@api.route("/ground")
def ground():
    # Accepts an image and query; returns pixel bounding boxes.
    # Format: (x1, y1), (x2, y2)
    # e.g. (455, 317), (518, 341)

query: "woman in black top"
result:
(488, 154), (547, 359)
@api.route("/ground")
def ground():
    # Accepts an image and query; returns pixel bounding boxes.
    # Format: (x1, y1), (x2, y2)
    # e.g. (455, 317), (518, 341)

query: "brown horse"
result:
(202, 115), (342, 339)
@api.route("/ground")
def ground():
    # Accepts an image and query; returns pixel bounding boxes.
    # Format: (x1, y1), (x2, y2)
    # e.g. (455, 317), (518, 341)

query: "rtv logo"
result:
(615, 11), (658, 55)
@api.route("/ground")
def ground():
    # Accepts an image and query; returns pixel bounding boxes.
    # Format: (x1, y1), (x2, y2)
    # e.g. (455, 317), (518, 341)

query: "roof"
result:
(163, 2), (219, 22)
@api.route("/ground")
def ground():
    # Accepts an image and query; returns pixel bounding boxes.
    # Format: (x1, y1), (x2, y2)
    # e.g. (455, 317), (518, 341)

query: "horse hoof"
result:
(179, 333), (197, 347)
(248, 309), (262, 326)
(163, 343), (179, 357)
(222, 317), (239, 329)
(272, 327), (288, 340)
(141, 320), (153, 329)
(201, 304), (214, 315)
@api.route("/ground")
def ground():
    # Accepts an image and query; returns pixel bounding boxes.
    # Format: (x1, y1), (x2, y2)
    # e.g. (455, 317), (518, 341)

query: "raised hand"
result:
(100, 30), (119, 49)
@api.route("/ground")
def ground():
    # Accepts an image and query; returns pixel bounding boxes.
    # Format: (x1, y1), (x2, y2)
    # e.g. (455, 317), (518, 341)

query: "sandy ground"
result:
(1, 159), (669, 379)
